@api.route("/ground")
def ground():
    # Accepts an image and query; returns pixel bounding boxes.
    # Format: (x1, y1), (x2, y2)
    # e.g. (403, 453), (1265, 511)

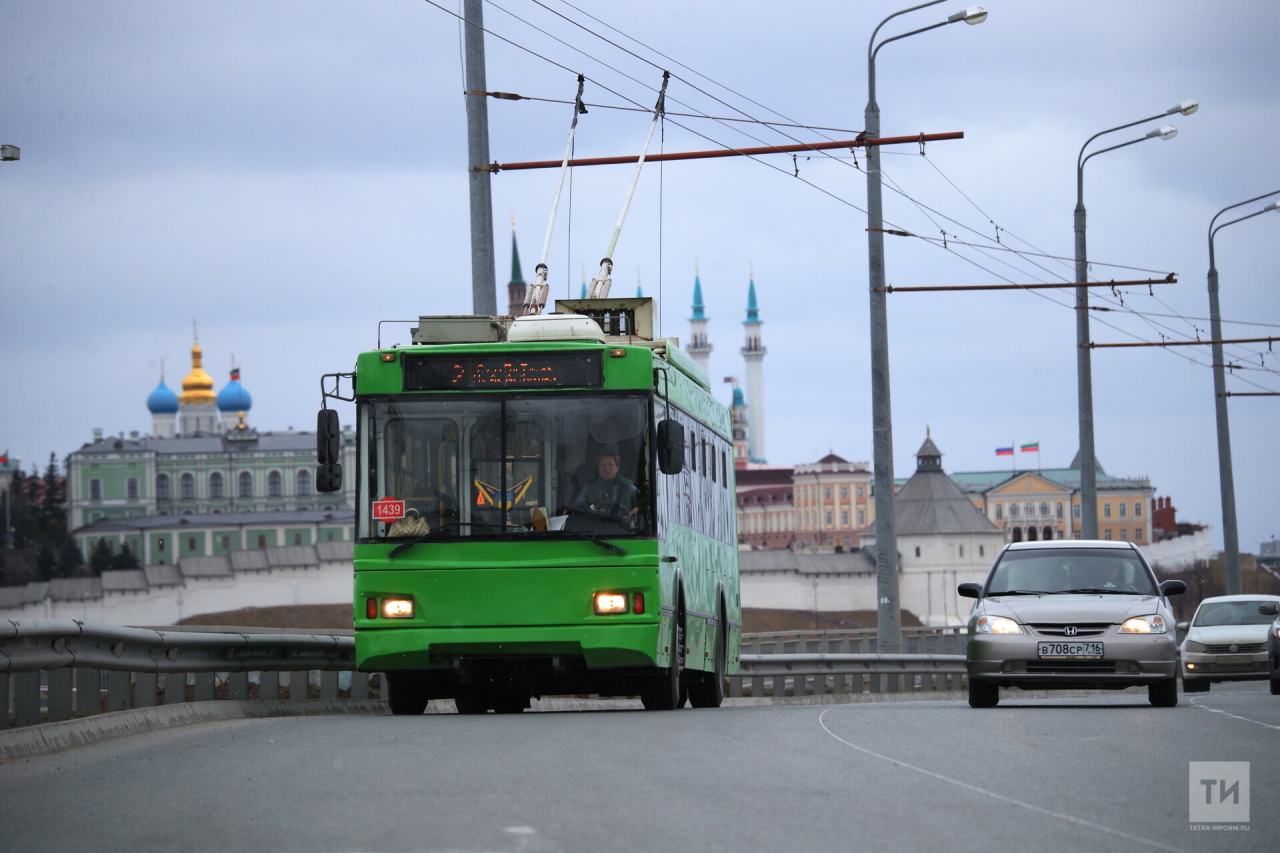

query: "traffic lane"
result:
(0, 693), (1274, 853)
(1186, 682), (1280, 730)
(818, 684), (1279, 852)
(2, 705), (941, 853)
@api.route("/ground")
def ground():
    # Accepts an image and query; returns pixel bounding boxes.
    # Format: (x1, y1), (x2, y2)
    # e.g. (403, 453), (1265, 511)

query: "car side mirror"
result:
(1176, 621), (1189, 632)
(316, 463), (343, 493)
(957, 582), (982, 599)
(318, 409), (341, 465)
(1159, 579), (1186, 597)
(1258, 602), (1279, 616)
(656, 419), (684, 475)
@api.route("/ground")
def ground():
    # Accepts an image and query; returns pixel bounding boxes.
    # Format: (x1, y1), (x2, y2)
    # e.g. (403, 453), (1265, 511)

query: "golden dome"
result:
(179, 340), (217, 405)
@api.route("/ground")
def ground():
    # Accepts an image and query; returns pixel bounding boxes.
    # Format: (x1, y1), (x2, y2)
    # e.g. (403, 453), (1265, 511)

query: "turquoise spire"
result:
(745, 278), (760, 322)
(690, 275), (706, 320)
(637, 284), (644, 298)
(580, 280), (587, 299)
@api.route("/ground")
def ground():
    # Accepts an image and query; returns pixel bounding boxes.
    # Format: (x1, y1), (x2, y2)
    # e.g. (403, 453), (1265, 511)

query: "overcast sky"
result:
(2, 1), (1277, 552)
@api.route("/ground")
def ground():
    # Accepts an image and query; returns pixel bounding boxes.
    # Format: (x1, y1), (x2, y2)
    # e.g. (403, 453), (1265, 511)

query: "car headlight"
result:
(975, 615), (1022, 635)
(1120, 615), (1167, 634)
(1183, 640), (1206, 653)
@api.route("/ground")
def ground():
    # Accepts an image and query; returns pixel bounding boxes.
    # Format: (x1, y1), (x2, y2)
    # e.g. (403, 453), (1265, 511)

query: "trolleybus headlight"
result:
(382, 598), (415, 619)
(593, 592), (628, 615)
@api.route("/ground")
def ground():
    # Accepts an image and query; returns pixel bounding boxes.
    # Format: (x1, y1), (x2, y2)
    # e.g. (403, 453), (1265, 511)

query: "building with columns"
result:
(66, 336), (356, 559)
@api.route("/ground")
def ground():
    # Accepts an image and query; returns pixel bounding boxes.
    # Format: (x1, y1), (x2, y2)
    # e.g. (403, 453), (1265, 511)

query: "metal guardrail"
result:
(1, 620), (973, 729)
(1, 620), (372, 730)
(0, 619), (355, 674)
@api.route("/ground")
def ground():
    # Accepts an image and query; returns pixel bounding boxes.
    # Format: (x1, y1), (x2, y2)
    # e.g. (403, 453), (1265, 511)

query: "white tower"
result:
(687, 269), (712, 375)
(741, 277), (766, 463)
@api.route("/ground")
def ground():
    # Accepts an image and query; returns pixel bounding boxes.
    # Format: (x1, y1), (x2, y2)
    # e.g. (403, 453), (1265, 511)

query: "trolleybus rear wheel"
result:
(688, 613), (726, 708)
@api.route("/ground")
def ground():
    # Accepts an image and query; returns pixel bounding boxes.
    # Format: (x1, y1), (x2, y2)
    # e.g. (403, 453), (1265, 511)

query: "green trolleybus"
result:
(316, 298), (741, 714)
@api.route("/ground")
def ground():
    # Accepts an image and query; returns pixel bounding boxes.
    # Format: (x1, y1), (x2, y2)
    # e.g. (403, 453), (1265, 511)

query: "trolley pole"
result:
(463, 0), (497, 315)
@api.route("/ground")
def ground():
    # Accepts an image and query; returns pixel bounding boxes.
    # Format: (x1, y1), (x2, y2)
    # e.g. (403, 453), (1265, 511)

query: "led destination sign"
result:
(403, 351), (603, 391)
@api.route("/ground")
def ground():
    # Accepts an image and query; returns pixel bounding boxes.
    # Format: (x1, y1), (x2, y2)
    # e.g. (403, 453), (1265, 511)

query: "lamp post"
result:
(1207, 192), (1280, 594)
(866, 1), (986, 657)
(1073, 101), (1196, 540)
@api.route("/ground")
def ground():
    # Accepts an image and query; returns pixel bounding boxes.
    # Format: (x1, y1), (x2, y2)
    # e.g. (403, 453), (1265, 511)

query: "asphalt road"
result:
(1, 685), (1276, 853)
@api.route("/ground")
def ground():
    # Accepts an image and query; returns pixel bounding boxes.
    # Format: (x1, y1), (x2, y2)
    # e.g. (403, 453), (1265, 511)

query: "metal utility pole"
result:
(1206, 192), (1280, 594)
(463, 0), (497, 315)
(1073, 102), (1196, 538)
(865, 1), (986, 657)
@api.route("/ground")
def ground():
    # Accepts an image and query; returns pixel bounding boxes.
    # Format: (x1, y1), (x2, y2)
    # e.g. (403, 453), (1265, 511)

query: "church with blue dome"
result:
(66, 332), (355, 545)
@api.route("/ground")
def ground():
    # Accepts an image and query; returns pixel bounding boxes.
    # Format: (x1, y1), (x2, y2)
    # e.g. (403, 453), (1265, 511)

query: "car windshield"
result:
(359, 393), (652, 540)
(1192, 600), (1278, 627)
(986, 548), (1158, 595)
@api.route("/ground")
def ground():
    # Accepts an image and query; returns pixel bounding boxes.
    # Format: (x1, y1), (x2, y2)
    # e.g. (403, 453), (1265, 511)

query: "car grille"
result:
(1204, 643), (1264, 654)
(1030, 623), (1111, 637)
(1026, 661), (1117, 674)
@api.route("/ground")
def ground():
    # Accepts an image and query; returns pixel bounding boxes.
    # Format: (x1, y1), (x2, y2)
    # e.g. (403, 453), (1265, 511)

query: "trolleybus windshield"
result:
(360, 393), (653, 540)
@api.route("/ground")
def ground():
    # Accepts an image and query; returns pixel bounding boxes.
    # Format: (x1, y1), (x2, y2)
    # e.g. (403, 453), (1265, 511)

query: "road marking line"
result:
(1189, 694), (1280, 730)
(817, 706), (1188, 853)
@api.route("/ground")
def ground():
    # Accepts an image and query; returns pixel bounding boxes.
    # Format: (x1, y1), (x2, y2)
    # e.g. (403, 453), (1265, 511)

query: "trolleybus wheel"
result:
(688, 613), (726, 708)
(453, 690), (490, 715)
(387, 674), (429, 716)
(641, 610), (686, 710)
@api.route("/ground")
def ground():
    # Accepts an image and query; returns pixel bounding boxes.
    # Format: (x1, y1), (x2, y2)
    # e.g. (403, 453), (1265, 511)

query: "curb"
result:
(0, 699), (389, 761)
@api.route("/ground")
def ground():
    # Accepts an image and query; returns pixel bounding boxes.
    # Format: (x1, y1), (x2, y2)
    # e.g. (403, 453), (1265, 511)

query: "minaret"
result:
(741, 275), (767, 462)
(725, 377), (749, 467)
(687, 268), (712, 375)
(506, 216), (527, 316)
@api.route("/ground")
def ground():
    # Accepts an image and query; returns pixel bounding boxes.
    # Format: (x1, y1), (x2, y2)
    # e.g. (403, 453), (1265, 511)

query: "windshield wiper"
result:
(986, 590), (1047, 596)
(1057, 587), (1145, 595)
(557, 528), (627, 556)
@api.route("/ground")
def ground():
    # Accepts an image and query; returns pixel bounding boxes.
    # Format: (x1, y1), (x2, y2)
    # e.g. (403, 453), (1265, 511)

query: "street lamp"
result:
(1207, 191), (1280, 594)
(1073, 101), (1197, 540)
(866, 1), (986, 657)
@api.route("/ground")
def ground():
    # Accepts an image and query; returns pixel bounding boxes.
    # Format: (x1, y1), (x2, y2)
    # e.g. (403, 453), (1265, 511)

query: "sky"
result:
(2, 0), (1277, 552)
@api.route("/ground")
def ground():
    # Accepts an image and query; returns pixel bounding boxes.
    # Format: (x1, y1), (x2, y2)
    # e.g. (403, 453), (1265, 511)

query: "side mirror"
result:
(957, 582), (983, 599)
(316, 463), (343, 493)
(1176, 621), (1189, 632)
(657, 419), (685, 475)
(1258, 602), (1279, 616)
(317, 409), (341, 465)
(1159, 579), (1187, 597)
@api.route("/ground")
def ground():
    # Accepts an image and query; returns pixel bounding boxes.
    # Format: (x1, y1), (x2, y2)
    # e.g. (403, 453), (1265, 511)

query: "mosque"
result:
(65, 335), (357, 544)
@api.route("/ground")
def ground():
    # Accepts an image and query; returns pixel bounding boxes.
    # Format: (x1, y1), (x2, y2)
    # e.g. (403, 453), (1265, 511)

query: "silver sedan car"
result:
(958, 540), (1185, 708)
(1179, 594), (1280, 692)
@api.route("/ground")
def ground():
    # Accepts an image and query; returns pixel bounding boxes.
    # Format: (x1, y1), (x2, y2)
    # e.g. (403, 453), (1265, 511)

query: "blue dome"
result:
(147, 378), (179, 414)
(732, 387), (746, 407)
(216, 369), (252, 413)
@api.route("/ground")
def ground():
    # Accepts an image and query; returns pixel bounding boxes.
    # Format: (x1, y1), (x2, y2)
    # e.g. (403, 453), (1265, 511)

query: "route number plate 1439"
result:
(1037, 641), (1103, 659)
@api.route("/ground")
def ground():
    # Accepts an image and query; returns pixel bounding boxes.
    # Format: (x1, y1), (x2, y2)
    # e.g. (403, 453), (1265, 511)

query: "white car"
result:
(1178, 594), (1280, 692)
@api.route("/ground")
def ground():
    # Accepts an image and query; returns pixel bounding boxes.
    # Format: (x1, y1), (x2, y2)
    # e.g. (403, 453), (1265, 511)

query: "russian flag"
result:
(995, 447), (1014, 456)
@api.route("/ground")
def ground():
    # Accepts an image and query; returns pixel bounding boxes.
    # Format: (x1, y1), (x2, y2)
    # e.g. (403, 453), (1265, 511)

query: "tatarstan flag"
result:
(1021, 442), (1039, 453)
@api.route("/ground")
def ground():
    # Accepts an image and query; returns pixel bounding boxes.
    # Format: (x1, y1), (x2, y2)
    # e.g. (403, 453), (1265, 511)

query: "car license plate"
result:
(1216, 655), (1251, 665)
(1038, 641), (1103, 659)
